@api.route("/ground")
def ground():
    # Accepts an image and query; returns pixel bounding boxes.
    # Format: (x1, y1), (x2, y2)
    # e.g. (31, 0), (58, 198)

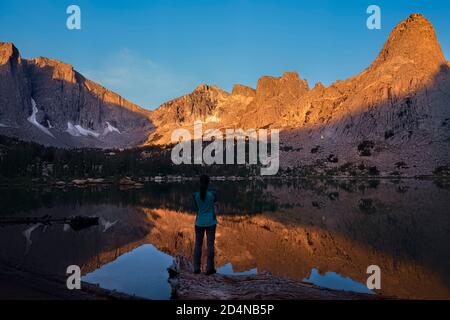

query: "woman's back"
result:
(193, 190), (217, 227)
(193, 175), (217, 275)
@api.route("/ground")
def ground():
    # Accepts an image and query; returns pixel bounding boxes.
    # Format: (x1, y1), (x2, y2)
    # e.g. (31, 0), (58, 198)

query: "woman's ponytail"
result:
(200, 175), (210, 201)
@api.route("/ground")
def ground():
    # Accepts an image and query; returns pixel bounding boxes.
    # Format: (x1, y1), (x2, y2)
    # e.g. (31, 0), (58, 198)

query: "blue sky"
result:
(1, 0), (449, 109)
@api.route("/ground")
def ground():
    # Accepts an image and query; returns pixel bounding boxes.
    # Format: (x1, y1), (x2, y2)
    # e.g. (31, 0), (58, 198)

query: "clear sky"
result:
(1, 0), (449, 109)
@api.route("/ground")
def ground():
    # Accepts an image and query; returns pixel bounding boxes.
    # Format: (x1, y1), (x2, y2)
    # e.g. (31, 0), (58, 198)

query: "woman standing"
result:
(192, 175), (217, 275)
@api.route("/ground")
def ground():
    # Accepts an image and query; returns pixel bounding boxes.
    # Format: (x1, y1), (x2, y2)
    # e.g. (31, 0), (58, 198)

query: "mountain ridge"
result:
(1, 13), (449, 174)
(144, 13), (449, 174)
(147, 13), (449, 140)
(0, 42), (153, 148)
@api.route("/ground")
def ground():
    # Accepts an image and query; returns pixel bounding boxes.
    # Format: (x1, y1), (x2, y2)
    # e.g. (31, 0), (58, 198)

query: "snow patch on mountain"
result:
(103, 121), (121, 135)
(27, 98), (55, 138)
(74, 124), (100, 138)
(66, 122), (100, 138)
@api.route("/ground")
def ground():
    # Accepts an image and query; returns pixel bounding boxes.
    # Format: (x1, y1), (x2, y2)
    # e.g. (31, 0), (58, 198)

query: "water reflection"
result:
(82, 244), (173, 300)
(83, 244), (260, 300)
(0, 179), (449, 299)
(303, 268), (373, 294)
(218, 263), (257, 276)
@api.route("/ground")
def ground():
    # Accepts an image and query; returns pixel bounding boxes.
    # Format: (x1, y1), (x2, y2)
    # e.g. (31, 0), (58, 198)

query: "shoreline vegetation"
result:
(1, 135), (449, 188)
(0, 174), (448, 189)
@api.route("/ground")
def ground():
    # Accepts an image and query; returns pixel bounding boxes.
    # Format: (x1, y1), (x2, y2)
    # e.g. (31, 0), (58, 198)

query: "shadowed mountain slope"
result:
(0, 43), (153, 148)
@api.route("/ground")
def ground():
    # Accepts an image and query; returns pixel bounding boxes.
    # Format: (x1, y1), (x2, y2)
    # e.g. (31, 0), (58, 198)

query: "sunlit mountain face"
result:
(1, 14), (449, 176)
(1, 8), (450, 302)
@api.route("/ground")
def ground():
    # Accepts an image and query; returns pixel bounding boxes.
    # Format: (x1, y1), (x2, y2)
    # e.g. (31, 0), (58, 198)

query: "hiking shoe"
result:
(205, 269), (216, 276)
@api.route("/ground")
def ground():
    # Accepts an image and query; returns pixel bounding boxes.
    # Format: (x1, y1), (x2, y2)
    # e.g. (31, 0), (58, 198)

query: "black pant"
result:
(193, 225), (216, 272)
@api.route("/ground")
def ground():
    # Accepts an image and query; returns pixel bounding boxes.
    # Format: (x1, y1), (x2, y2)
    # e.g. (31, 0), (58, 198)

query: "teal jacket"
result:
(193, 190), (217, 227)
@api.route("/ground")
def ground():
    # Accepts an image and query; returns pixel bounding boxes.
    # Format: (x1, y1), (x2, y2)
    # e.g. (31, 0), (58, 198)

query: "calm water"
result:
(0, 179), (449, 299)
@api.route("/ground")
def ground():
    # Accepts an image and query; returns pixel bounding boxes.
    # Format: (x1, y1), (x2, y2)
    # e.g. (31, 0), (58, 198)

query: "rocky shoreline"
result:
(168, 256), (385, 300)
(0, 262), (143, 300)
(1, 256), (389, 300)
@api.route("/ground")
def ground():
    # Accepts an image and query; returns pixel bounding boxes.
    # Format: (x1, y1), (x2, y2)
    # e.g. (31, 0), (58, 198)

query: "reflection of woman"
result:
(192, 175), (217, 275)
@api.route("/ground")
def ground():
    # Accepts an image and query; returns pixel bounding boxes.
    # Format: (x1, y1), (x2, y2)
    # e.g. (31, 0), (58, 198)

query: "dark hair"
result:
(199, 175), (210, 201)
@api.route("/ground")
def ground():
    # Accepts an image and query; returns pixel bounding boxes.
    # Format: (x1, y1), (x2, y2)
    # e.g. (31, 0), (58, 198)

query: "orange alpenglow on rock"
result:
(144, 14), (449, 175)
(1, 14), (449, 175)
(148, 14), (449, 141)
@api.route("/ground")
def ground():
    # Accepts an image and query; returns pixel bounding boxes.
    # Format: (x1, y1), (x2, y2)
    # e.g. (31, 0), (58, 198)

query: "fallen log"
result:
(0, 215), (99, 231)
(168, 256), (385, 300)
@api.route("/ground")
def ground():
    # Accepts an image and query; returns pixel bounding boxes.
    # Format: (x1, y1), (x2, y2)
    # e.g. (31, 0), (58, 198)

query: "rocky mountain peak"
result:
(193, 83), (211, 92)
(193, 83), (229, 97)
(27, 57), (76, 83)
(232, 84), (256, 97)
(256, 71), (309, 101)
(282, 71), (301, 81)
(313, 82), (325, 90)
(0, 42), (21, 65)
(0, 43), (153, 148)
(371, 13), (446, 73)
(0, 42), (30, 126)
(150, 83), (230, 129)
(2, 13), (449, 163)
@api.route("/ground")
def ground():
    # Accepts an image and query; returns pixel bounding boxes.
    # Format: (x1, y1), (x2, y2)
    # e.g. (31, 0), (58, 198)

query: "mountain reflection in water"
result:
(0, 179), (449, 299)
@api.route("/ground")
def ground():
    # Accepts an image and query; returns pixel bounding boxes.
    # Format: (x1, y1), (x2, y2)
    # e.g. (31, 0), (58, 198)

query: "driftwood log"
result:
(0, 215), (99, 231)
(168, 256), (383, 300)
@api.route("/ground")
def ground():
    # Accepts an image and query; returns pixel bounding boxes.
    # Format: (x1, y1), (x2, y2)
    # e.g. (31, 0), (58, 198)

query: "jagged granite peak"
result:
(255, 71), (309, 101)
(145, 14), (449, 175)
(193, 83), (223, 93)
(231, 72), (310, 129)
(0, 42), (21, 65)
(150, 83), (229, 128)
(232, 84), (256, 97)
(25, 57), (152, 130)
(28, 57), (77, 83)
(0, 42), (31, 126)
(370, 13), (446, 74)
(282, 71), (302, 81)
(1, 14), (449, 172)
(313, 82), (326, 91)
